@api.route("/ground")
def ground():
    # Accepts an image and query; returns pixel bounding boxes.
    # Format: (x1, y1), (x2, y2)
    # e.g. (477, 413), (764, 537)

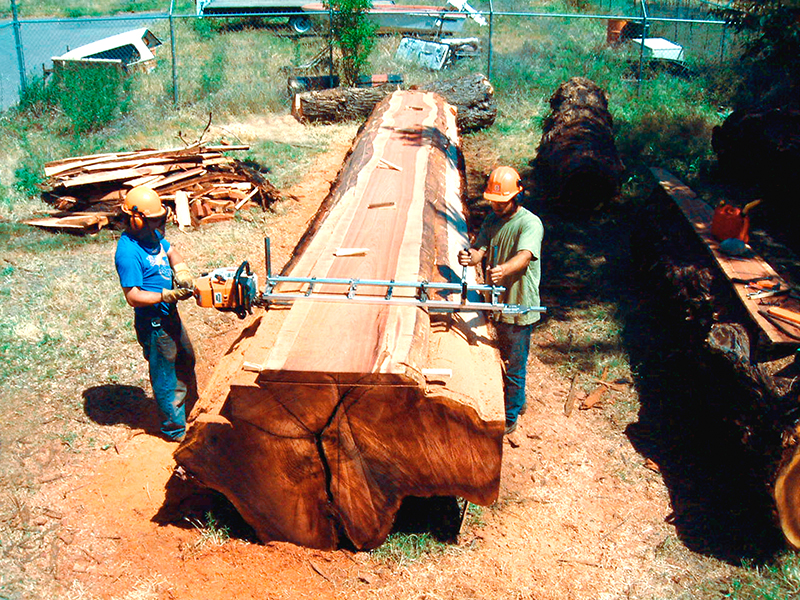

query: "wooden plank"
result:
(650, 167), (795, 345)
(59, 167), (154, 188)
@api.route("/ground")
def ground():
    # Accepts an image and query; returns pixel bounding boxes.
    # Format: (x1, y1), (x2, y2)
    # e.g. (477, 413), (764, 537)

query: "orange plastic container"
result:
(711, 204), (750, 243)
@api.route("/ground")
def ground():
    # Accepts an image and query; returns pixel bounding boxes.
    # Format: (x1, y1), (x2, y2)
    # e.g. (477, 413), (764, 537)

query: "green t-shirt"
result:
(475, 206), (544, 325)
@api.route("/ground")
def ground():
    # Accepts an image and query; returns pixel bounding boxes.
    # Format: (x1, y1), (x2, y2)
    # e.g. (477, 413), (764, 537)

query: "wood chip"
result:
(563, 373), (579, 417)
(377, 157), (403, 171)
(368, 201), (395, 209)
(334, 248), (369, 257)
(580, 385), (607, 410)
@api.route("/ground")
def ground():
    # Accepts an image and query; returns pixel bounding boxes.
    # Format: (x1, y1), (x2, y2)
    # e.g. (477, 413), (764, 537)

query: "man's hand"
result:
(487, 265), (505, 285)
(162, 287), (194, 303)
(459, 248), (483, 267)
(172, 262), (194, 290)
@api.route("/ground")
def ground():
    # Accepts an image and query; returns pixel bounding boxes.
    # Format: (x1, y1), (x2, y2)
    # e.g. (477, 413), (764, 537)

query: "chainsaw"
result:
(193, 238), (546, 320)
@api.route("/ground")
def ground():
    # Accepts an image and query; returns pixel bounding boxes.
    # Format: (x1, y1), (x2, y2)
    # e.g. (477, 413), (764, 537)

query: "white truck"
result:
(195, 0), (481, 35)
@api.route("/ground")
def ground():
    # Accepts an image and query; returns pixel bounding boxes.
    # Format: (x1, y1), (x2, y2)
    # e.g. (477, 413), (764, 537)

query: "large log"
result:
(533, 77), (624, 214)
(176, 90), (505, 550)
(291, 84), (399, 123)
(413, 74), (497, 132)
(634, 170), (800, 550)
(293, 75), (496, 133)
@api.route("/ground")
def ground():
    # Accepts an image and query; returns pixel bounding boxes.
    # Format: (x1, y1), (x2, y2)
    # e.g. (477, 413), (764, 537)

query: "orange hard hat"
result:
(122, 186), (166, 218)
(483, 166), (522, 203)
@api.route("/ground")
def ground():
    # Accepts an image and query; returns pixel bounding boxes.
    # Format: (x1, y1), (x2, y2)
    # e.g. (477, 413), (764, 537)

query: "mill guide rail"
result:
(194, 238), (546, 319)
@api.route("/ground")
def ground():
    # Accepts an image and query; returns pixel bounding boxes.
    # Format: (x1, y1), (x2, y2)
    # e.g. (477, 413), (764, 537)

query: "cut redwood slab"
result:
(175, 90), (504, 549)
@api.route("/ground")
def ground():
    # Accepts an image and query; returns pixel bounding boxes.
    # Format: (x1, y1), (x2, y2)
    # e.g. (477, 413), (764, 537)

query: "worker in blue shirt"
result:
(114, 186), (197, 442)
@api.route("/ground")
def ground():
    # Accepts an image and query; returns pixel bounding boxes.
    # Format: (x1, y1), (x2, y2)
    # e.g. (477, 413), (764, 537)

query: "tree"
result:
(324, 0), (377, 86)
(720, 1), (800, 105)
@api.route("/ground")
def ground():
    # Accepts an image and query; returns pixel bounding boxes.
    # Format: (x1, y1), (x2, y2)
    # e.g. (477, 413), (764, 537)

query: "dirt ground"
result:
(13, 127), (783, 600)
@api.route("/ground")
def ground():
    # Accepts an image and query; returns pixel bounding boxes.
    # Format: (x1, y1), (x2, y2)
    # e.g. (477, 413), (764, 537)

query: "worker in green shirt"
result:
(458, 166), (544, 435)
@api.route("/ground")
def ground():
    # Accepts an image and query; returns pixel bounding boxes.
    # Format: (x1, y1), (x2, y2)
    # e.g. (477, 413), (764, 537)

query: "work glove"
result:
(172, 262), (194, 290)
(162, 287), (193, 303)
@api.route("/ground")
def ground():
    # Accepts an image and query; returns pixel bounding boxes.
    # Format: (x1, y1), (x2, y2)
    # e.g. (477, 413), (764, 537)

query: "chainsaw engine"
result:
(194, 261), (259, 319)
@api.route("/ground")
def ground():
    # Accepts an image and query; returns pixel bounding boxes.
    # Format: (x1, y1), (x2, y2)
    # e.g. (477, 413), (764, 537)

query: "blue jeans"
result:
(494, 321), (533, 426)
(134, 313), (197, 440)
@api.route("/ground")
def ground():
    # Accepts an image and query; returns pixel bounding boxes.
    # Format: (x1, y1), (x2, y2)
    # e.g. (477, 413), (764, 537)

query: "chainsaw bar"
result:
(260, 275), (544, 315)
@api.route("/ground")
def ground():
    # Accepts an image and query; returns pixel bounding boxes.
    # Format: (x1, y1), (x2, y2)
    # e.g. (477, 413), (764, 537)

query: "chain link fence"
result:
(1, 2), (748, 114)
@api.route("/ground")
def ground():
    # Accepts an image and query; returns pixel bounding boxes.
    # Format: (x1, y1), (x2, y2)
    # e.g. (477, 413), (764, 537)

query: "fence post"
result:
(487, 0), (493, 80)
(329, 6), (334, 84)
(11, 0), (27, 95)
(720, 21), (727, 63)
(636, 0), (648, 91)
(170, 0), (179, 106)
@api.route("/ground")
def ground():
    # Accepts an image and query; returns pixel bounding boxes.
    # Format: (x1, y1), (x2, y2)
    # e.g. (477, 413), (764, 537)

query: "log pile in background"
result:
(291, 84), (401, 124)
(533, 77), (624, 214)
(32, 143), (283, 232)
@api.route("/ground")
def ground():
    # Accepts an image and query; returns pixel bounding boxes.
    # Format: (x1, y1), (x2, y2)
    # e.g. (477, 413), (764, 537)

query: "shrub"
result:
(52, 62), (131, 134)
(324, 0), (377, 85)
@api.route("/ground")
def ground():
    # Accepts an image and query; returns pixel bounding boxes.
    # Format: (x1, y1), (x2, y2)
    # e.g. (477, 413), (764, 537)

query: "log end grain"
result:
(775, 439), (800, 549)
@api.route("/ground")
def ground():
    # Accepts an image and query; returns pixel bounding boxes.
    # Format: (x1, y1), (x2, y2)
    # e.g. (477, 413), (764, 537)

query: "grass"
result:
(1, 1), (195, 19)
(370, 532), (449, 566)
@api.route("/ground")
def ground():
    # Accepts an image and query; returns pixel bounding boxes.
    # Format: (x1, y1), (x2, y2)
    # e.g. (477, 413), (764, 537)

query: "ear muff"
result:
(129, 207), (146, 232)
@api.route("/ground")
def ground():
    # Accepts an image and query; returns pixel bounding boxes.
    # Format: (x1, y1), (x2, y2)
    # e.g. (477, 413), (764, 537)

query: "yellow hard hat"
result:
(483, 166), (522, 203)
(122, 186), (166, 218)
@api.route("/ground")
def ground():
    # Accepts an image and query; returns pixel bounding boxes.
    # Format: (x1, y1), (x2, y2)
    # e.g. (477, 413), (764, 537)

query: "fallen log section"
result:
(646, 168), (800, 550)
(533, 77), (624, 213)
(175, 90), (505, 550)
(292, 75), (496, 133)
(32, 143), (282, 232)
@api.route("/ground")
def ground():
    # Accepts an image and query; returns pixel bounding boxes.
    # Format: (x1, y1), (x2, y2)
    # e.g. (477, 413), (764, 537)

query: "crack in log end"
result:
(320, 385), (502, 549)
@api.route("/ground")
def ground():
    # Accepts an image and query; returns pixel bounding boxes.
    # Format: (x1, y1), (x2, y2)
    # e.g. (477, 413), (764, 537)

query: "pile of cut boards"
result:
(28, 142), (283, 233)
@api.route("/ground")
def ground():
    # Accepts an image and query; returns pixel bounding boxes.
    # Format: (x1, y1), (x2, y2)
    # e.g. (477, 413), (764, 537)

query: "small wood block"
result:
(422, 368), (452, 381)
(367, 201), (395, 209)
(334, 248), (369, 257)
(175, 191), (191, 230)
(378, 158), (403, 172)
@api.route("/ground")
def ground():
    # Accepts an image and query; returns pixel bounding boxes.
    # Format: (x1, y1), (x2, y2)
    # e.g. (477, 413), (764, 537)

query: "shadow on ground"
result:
(82, 384), (162, 435)
(533, 201), (786, 564)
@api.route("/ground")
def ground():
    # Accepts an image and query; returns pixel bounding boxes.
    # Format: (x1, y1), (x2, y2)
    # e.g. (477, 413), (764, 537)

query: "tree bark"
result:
(415, 73), (497, 133)
(533, 77), (624, 214)
(175, 90), (505, 550)
(291, 84), (400, 123)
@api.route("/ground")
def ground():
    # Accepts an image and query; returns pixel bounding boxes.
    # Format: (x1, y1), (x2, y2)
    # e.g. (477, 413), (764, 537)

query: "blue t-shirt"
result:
(115, 231), (174, 318)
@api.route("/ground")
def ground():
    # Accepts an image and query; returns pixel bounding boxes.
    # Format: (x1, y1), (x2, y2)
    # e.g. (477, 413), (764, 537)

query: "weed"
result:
(187, 511), (231, 548)
(723, 553), (800, 600)
(199, 48), (228, 100)
(370, 532), (447, 565)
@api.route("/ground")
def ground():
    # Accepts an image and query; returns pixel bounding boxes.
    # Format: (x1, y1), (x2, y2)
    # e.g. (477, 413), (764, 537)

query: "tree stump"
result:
(533, 77), (624, 214)
(175, 90), (505, 550)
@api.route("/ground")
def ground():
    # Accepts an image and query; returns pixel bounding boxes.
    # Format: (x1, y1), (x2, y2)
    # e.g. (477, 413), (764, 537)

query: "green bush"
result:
(324, 0), (377, 85)
(53, 62), (131, 134)
(199, 48), (228, 99)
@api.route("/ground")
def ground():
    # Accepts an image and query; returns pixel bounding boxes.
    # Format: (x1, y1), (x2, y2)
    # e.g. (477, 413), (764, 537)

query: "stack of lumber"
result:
(174, 90), (505, 550)
(30, 143), (283, 232)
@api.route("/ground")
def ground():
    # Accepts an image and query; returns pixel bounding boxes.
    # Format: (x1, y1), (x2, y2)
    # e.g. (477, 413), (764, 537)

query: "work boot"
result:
(504, 420), (518, 435)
